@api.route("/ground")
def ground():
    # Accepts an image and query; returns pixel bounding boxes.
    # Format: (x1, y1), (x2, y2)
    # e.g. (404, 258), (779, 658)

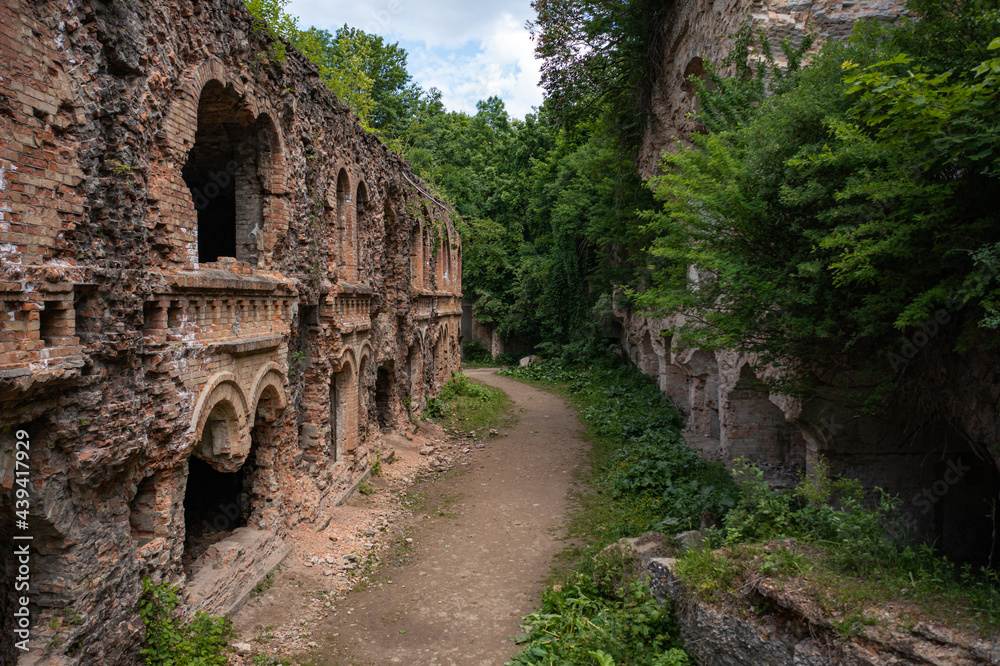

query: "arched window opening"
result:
(355, 182), (369, 282)
(336, 169), (350, 278)
(445, 230), (453, 287)
(410, 223), (422, 289)
(183, 81), (274, 265)
(358, 356), (369, 436)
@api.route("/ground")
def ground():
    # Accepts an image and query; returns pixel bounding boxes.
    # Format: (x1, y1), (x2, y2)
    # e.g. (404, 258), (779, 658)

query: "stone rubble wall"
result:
(0, 0), (462, 662)
(622, 0), (1000, 568)
(638, 0), (908, 178)
(646, 555), (1000, 666)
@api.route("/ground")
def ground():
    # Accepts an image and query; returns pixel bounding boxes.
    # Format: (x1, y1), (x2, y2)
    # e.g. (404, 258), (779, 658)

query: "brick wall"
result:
(0, 0), (463, 661)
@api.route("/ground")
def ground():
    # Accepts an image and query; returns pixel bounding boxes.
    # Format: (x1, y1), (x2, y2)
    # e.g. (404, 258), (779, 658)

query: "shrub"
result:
(461, 339), (494, 364)
(439, 371), (492, 402)
(509, 577), (689, 666)
(139, 578), (233, 665)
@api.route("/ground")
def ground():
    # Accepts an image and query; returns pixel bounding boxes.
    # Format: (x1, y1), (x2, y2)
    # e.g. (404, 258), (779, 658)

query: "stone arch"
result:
(248, 364), (287, 423)
(676, 349), (720, 438)
(357, 344), (373, 440)
(355, 180), (370, 282)
(336, 168), (353, 280)
(410, 218), (424, 289)
(651, 332), (688, 415)
(190, 372), (249, 457)
(406, 339), (422, 403)
(434, 323), (450, 386)
(442, 225), (453, 289)
(722, 363), (805, 469)
(681, 57), (707, 93)
(180, 79), (286, 266)
(330, 350), (357, 460)
(421, 206), (432, 287)
(383, 199), (402, 302)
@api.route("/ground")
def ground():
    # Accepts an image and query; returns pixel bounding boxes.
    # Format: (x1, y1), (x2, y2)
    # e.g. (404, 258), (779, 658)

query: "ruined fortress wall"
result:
(0, 0), (461, 662)
(638, 0), (907, 177)
(622, 0), (1000, 568)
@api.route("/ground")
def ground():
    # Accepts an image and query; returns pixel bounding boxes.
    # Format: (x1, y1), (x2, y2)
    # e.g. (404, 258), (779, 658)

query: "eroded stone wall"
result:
(623, 0), (1000, 571)
(0, 0), (461, 662)
(638, 0), (908, 178)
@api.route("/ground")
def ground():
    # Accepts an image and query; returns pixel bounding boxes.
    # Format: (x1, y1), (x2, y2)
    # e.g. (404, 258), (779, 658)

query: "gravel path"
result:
(302, 367), (588, 666)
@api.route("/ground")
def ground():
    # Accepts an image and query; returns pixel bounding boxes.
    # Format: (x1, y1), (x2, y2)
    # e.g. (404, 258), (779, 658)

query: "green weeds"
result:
(139, 578), (233, 665)
(428, 371), (516, 437)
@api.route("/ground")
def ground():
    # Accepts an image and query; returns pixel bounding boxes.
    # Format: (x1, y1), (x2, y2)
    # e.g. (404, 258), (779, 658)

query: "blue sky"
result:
(286, 0), (544, 118)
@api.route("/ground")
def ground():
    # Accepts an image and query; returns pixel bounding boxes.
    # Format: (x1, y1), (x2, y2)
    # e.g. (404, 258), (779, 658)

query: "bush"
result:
(461, 339), (494, 364)
(439, 371), (492, 402)
(503, 359), (738, 533)
(139, 578), (233, 665)
(509, 576), (690, 666)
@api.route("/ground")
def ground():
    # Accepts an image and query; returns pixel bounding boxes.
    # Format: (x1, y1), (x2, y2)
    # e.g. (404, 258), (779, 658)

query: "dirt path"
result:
(299, 367), (587, 666)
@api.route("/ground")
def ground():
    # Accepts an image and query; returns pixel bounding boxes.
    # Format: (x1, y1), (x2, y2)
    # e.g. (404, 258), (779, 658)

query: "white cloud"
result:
(406, 13), (542, 116)
(286, 0), (543, 118)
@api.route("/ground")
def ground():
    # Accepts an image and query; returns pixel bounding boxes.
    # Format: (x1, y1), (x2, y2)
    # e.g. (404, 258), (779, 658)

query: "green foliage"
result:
(461, 339), (494, 364)
(139, 578), (233, 665)
(527, 0), (668, 152)
(425, 372), (515, 437)
(243, 0), (296, 62)
(720, 459), (899, 569)
(639, 5), (1000, 381)
(357, 481), (375, 495)
(675, 458), (1000, 630)
(423, 396), (447, 419)
(439, 371), (493, 402)
(508, 577), (690, 666)
(502, 359), (738, 534)
(243, 0), (418, 131)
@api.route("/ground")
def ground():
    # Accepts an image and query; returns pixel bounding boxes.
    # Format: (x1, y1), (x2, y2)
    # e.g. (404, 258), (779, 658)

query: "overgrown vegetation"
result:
(510, 578), (691, 666)
(139, 578), (233, 665)
(503, 359), (1000, 654)
(678, 458), (1000, 633)
(639, 1), (1000, 390)
(427, 371), (516, 438)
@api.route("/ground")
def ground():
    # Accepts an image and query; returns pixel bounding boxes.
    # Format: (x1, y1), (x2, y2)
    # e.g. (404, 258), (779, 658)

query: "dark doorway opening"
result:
(183, 81), (271, 265)
(375, 366), (394, 429)
(183, 455), (254, 566)
(183, 117), (238, 263)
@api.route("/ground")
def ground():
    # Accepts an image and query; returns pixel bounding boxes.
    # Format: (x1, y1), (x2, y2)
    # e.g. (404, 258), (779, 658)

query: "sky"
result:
(286, 0), (545, 118)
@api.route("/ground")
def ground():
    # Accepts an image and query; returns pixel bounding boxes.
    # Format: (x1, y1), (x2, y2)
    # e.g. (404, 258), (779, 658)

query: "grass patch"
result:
(500, 360), (736, 576)
(429, 371), (517, 437)
(500, 357), (1000, 660)
(500, 359), (701, 664)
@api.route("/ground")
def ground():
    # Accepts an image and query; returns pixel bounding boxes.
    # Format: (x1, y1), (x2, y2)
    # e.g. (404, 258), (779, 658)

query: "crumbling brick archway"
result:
(181, 79), (284, 266)
(336, 168), (353, 280)
(722, 363), (804, 470)
(190, 373), (250, 472)
(355, 181), (370, 283)
(330, 350), (358, 460)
